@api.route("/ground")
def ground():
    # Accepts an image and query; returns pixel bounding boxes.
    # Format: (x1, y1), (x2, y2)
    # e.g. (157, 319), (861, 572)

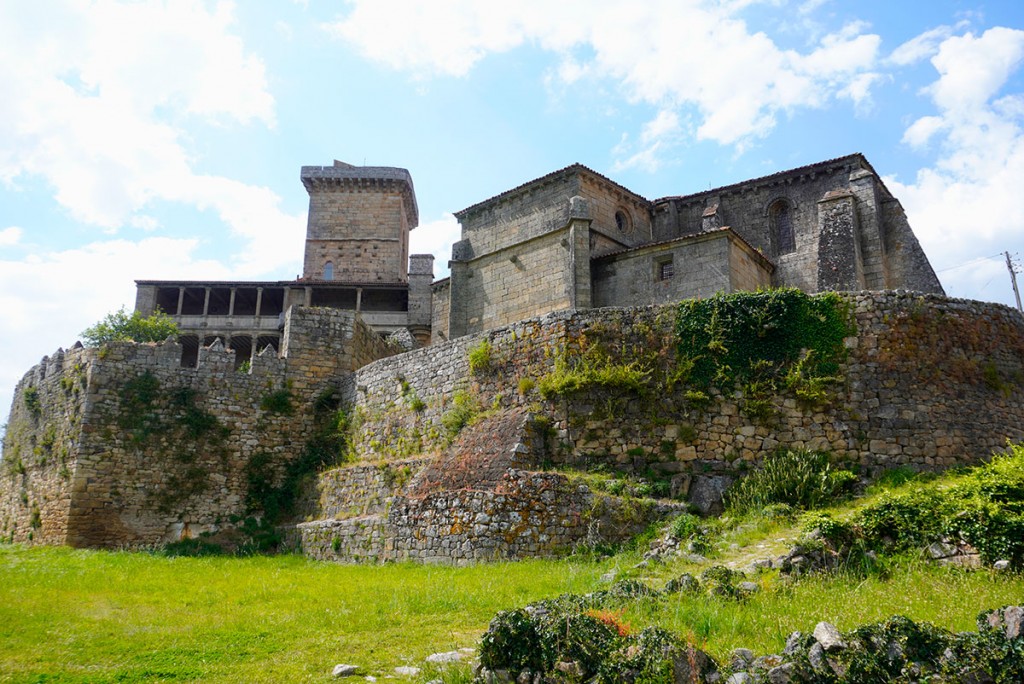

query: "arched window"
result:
(615, 209), (633, 234)
(770, 200), (795, 255)
(323, 261), (334, 280)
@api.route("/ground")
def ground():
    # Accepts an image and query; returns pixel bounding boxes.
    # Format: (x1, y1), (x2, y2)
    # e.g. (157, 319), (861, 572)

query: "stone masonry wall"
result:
(61, 339), (307, 547)
(449, 228), (574, 336)
(592, 230), (772, 308)
(0, 346), (91, 544)
(348, 293), (1024, 487)
(300, 470), (675, 564)
(431, 279), (451, 343)
(1, 307), (395, 548)
(303, 186), (410, 282)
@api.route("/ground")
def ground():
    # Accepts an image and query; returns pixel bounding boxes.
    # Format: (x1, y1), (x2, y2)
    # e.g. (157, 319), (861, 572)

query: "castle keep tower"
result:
(300, 161), (419, 283)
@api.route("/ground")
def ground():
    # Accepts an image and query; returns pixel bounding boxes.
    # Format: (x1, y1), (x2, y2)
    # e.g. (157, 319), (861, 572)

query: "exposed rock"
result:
(553, 660), (583, 677)
(981, 605), (1023, 640)
(725, 673), (752, 684)
(767, 662), (797, 683)
(663, 573), (700, 594)
(807, 642), (828, 673)
(394, 665), (420, 676)
(332, 664), (359, 677)
(782, 632), (806, 656)
(729, 648), (754, 671)
(925, 541), (957, 559)
(425, 650), (466, 664)
(687, 475), (734, 516)
(994, 559), (1011, 571)
(813, 622), (846, 652)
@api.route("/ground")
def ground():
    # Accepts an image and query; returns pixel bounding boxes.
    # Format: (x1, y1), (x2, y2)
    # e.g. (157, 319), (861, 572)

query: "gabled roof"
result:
(455, 163), (650, 219)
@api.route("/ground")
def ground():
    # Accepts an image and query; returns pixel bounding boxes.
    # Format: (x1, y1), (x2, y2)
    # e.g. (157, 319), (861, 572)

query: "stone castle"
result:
(4, 155), (1022, 563)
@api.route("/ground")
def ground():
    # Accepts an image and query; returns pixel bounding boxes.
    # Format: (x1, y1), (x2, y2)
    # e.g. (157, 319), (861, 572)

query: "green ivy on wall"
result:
(675, 288), (854, 413)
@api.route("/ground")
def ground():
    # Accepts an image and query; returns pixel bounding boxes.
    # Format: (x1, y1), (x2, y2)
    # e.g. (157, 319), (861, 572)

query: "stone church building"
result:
(136, 153), (943, 358)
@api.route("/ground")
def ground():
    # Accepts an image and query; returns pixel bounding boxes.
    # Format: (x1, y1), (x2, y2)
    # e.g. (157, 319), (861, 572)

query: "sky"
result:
(1, 0), (1024, 429)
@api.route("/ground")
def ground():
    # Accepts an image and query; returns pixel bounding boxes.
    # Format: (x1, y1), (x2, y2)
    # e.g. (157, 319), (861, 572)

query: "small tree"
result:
(81, 308), (179, 347)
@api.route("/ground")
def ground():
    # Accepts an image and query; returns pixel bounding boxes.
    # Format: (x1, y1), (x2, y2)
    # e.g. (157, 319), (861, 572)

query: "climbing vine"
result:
(675, 289), (854, 414)
(113, 371), (227, 511)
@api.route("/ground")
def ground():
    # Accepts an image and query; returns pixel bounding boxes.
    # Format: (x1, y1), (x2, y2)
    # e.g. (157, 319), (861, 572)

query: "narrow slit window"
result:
(771, 201), (795, 255)
(323, 261), (334, 280)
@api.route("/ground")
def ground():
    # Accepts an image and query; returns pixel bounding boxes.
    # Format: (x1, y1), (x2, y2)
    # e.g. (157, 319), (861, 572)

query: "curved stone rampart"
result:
(348, 292), (1024, 479)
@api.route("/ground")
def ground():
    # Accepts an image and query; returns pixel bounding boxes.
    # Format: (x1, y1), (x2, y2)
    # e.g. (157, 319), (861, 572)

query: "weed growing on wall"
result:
(467, 338), (493, 375)
(676, 289), (854, 414)
(259, 388), (294, 415)
(22, 387), (41, 418)
(538, 349), (651, 400)
(440, 390), (482, 440)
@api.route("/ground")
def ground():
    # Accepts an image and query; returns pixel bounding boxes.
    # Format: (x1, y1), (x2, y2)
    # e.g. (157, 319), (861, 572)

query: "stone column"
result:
(407, 253), (435, 345)
(567, 196), (592, 311)
(447, 239), (474, 339)
(133, 285), (157, 316)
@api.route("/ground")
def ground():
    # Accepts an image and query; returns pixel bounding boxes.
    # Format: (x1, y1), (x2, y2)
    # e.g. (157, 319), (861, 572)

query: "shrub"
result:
(260, 389), (294, 415)
(668, 513), (702, 540)
(479, 609), (544, 672)
(82, 307), (179, 347)
(467, 338), (493, 375)
(675, 289), (853, 404)
(725, 448), (857, 515)
(441, 390), (480, 439)
(160, 537), (225, 557)
(22, 387), (41, 417)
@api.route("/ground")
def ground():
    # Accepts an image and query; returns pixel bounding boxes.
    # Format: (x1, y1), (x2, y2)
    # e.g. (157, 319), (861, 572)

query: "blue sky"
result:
(1, 0), (1024, 426)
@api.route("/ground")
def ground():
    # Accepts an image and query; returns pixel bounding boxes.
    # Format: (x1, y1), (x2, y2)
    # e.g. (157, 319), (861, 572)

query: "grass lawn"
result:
(0, 546), (611, 683)
(2, 544), (1022, 683)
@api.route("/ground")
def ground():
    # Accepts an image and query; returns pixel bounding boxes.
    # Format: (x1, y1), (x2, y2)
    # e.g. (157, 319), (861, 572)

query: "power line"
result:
(936, 253), (1003, 274)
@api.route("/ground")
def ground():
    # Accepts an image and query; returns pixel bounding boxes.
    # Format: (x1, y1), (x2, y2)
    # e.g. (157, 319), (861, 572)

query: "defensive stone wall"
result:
(346, 292), (1024, 510)
(0, 307), (395, 547)
(300, 469), (675, 564)
(0, 345), (91, 544)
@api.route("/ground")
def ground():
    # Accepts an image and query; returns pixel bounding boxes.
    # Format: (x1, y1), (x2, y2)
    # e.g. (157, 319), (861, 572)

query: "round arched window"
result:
(615, 209), (633, 234)
(323, 261), (334, 280)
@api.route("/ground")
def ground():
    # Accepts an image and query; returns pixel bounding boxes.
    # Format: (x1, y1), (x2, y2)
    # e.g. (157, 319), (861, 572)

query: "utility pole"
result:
(1006, 251), (1022, 312)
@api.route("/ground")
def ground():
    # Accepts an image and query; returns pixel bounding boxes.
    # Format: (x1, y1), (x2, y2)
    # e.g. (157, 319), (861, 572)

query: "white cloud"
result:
(0, 236), (231, 430)
(0, 227), (22, 247)
(0, 0), (301, 276)
(888, 26), (956, 66)
(926, 27), (1024, 113)
(410, 213), (461, 279)
(902, 115), (945, 148)
(612, 110), (682, 172)
(886, 27), (1024, 304)
(325, 0), (886, 154)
